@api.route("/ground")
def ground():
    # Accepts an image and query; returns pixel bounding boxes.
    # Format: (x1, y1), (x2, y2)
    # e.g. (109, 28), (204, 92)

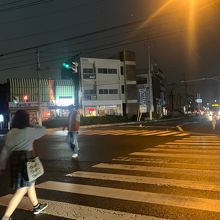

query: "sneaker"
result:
(33, 203), (48, 215)
(72, 153), (78, 158)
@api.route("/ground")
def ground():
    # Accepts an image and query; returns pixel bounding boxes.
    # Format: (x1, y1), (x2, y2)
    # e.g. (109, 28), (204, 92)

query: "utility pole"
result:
(148, 46), (153, 120)
(36, 47), (42, 125)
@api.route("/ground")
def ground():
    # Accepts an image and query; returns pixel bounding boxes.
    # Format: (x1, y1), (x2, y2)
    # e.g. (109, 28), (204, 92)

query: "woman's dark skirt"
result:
(9, 151), (34, 190)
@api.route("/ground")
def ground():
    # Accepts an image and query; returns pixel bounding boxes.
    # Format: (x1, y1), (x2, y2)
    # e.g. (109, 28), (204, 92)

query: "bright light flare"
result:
(140, 0), (174, 29)
(187, 0), (197, 73)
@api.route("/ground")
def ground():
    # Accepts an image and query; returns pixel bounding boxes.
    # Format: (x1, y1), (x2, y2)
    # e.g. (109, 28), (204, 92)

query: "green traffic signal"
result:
(62, 63), (70, 69)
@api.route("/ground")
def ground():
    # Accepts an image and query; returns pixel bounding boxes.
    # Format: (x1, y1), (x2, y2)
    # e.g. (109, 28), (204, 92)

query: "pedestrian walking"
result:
(212, 112), (217, 130)
(0, 110), (48, 220)
(64, 105), (80, 158)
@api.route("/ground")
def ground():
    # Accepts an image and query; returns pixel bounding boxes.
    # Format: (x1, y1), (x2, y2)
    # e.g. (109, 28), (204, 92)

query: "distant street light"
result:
(23, 95), (28, 102)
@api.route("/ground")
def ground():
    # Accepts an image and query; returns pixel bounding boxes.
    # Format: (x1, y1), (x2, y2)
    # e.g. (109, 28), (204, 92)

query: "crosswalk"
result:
(80, 129), (189, 137)
(2, 135), (220, 219)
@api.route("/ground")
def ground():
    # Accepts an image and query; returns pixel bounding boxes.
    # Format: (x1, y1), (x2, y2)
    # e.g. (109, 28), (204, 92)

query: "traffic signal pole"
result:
(148, 46), (153, 120)
(36, 48), (42, 125)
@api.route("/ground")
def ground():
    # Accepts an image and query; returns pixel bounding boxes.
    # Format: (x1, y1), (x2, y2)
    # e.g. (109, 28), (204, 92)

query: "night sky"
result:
(0, 0), (220, 103)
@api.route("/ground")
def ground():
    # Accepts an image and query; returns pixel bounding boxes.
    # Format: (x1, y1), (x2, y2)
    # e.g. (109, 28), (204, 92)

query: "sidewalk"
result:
(47, 116), (191, 131)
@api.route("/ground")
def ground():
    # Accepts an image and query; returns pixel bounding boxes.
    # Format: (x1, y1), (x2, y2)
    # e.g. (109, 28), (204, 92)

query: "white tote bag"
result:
(26, 156), (44, 182)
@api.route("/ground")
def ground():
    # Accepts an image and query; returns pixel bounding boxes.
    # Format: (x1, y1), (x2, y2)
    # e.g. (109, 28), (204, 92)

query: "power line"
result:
(0, 2), (219, 70)
(0, 0), (54, 13)
(0, 17), (153, 57)
(0, 25), (198, 72)
(0, 15), (217, 72)
(0, 0), (28, 7)
(0, 0), (104, 26)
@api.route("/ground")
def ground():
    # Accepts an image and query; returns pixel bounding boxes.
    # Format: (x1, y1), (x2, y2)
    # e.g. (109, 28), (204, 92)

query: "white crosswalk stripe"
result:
(92, 162), (220, 176)
(80, 129), (189, 137)
(2, 135), (220, 219)
(67, 171), (220, 192)
(35, 181), (220, 213)
(0, 194), (164, 220)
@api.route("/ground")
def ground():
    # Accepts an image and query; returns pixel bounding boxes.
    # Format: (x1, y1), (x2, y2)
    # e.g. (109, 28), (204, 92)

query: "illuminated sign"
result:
(212, 104), (220, 107)
(195, 98), (202, 103)
(0, 114), (4, 122)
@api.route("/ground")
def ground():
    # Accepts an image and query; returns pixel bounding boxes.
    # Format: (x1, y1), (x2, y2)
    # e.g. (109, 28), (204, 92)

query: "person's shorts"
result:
(10, 151), (34, 190)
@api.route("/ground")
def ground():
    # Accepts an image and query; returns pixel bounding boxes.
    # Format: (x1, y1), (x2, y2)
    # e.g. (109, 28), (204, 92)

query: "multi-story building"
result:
(119, 50), (139, 118)
(62, 52), (139, 117)
(79, 57), (123, 116)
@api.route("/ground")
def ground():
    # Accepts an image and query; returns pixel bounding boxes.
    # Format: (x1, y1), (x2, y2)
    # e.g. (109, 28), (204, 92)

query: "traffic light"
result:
(62, 63), (70, 69)
(71, 62), (78, 73)
(62, 62), (78, 72)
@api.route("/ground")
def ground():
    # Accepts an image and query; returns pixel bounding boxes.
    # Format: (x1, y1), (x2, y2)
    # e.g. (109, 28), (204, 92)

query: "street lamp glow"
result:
(23, 95), (28, 102)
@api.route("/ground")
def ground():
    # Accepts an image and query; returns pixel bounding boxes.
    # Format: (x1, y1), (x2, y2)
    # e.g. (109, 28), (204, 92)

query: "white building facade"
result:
(79, 57), (124, 116)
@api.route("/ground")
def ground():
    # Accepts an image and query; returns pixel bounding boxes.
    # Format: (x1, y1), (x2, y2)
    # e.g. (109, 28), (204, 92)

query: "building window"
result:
(98, 68), (117, 74)
(108, 69), (117, 74)
(120, 67), (124, 75)
(109, 89), (114, 94)
(98, 68), (107, 74)
(83, 73), (96, 79)
(103, 89), (108, 94)
(83, 68), (94, 73)
(99, 89), (107, 94)
(99, 89), (118, 94)
(84, 89), (96, 95)
(84, 89), (96, 100)
(121, 85), (125, 94)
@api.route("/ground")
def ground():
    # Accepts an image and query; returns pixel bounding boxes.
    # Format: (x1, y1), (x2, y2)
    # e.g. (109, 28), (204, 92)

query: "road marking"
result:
(112, 156), (220, 169)
(157, 132), (179, 136)
(92, 163), (220, 176)
(36, 181), (220, 213)
(189, 136), (219, 138)
(67, 171), (220, 192)
(153, 144), (220, 149)
(81, 129), (185, 137)
(174, 140), (220, 143)
(145, 148), (220, 154)
(173, 133), (189, 136)
(139, 131), (172, 136)
(0, 194), (165, 220)
(127, 130), (158, 136)
(165, 142), (220, 146)
(130, 152), (220, 159)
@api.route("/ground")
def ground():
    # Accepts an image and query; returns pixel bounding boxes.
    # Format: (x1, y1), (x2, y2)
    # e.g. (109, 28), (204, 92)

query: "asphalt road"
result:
(1, 116), (220, 219)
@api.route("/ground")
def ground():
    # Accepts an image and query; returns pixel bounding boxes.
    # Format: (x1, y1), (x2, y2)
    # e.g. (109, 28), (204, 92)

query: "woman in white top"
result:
(0, 110), (48, 220)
